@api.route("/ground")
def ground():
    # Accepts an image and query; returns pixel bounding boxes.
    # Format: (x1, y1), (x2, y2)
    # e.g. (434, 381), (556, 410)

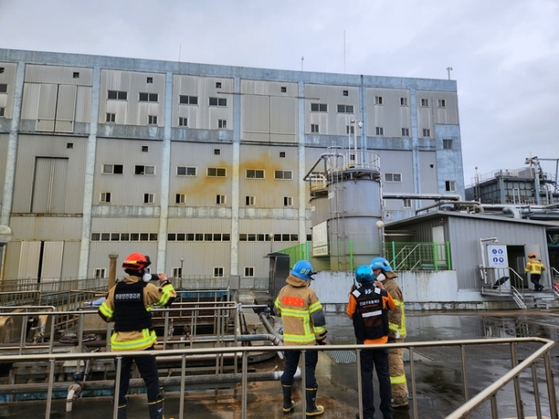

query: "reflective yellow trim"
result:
(390, 374), (407, 385)
(110, 329), (157, 351)
(99, 303), (113, 318)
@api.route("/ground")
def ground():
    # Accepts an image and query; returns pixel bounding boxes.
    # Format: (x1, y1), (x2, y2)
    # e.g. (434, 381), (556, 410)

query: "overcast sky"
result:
(1, 0), (558, 186)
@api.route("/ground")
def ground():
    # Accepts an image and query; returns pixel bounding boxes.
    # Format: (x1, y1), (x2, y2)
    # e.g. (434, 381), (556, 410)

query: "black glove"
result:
(316, 338), (327, 345)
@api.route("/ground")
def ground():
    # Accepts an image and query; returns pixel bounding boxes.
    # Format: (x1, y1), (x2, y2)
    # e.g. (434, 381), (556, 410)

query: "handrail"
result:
(0, 337), (556, 419)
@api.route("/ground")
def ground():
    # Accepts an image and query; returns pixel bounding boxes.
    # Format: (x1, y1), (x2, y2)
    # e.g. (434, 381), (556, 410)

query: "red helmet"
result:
(122, 252), (151, 272)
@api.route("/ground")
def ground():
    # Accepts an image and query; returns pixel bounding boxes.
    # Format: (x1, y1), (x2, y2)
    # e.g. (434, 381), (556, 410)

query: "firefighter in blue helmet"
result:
(98, 252), (176, 419)
(371, 257), (409, 408)
(275, 260), (327, 416)
(347, 264), (395, 419)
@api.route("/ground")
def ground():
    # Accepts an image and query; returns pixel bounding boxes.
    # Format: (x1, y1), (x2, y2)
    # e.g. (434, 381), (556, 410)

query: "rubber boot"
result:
(305, 387), (325, 416)
(148, 397), (164, 419)
(117, 403), (127, 419)
(282, 384), (295, 413)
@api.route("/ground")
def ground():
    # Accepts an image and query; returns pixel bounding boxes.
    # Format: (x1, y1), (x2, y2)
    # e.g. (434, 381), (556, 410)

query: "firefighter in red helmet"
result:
(98, 252), (176, 419)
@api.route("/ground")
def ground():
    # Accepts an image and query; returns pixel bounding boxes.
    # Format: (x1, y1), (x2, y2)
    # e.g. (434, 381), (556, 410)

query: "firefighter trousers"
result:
(388, 338), (409, 406)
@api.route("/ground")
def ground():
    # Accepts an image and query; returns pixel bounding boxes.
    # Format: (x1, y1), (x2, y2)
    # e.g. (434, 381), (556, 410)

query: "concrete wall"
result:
(309, 270), (519, 312)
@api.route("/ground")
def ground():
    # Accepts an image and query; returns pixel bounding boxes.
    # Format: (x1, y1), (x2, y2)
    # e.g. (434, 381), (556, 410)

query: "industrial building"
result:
(0, 48), (464, 282)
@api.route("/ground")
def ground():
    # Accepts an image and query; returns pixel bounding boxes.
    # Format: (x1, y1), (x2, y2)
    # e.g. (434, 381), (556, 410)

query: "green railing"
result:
(278, 241), (452, 271)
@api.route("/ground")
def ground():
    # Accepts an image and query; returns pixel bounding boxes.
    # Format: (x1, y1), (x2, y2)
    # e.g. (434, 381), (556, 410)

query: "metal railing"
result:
(0, 337), (556, 419)
(279, 241), (452, 271)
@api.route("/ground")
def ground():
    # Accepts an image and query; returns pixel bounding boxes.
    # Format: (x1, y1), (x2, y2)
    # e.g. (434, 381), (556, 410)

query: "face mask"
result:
(376, 273), (386, 282)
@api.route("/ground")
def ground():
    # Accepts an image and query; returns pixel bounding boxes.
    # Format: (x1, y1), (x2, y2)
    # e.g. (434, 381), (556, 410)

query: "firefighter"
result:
(525, 253), (546, 291)
(347, 264), (395, 419)
(98, 252), (176, 419)
(274, 260), (327, 416)
(371, 257), (409, 408)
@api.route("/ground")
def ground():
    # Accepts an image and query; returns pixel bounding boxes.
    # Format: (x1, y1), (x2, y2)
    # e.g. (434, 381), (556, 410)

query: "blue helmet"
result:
(355, 265), (374, 283)
(291, 260), (316, 281)
(370, 257), (392, 272)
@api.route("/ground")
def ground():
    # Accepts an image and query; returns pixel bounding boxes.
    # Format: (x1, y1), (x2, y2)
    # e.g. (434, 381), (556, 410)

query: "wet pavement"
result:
(1, 310), (559, 419)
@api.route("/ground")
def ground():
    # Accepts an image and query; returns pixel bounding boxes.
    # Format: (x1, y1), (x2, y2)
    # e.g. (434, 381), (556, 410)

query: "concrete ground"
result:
(1, 310), (558, 419)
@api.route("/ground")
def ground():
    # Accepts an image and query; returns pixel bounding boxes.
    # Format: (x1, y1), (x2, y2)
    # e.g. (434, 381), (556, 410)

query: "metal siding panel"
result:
(75, 86), (91, 123)
(243, 95), (269, 141)
(24, 65), (93, 85)
(21, 83), (41, 120)
(31, 158), (52, 213)
(18, 241), (41, 278)
(51, 158), (69, 213)
(0, 134), (7, 204)
(418, 151), (438, 194)
(55, 84), (76, 132)
(36, 84), (57, 131)
(94, 138), (162, 205)
(270, 96), (297, 143)
(61, 241), (80, 279)
(42, 241), (64, 279)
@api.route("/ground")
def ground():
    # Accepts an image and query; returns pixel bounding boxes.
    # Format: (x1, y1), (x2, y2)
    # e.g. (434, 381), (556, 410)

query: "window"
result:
(337, 104), (354, 113)
(214, 149), (220, 155)
(311, 124), (319, 133)
(73, 72), (80, 79)
(445, 181), (456, 192)
(91, 233), (100, 241)
(179, 95), (198, 105)
(216, 194), (226, 204)
(279, 152), (286, 158)
(108, 90), (127, 100)
(403, 199), (412, 208)
(142, 146), (148, 152)
(0, 84), (7, 93)
(244, 267), (255, 277)
(346, 125), (355, 134)
(207, 167), (226, 177)
(176, 194), (186, 204)
(214, 267), (224, 277)
(284, 196), (293, 206)
(246, 196), (255, 206)
(275, 170), (293, 180)
(135, 165), (155, 175)
(102, 164), (123, 174)
(402, 128), (410, 136)
(376, 127), (384, 136)
(148, 115), (158, 125)
(172, 267), (181, 278)
(281, 86), (287, 93)
(246, 169), (264, 179)
(216, 82), (222, 88)
(111, 233), (120, 241)
(66, 143), (73, 149)
(144, 193), (154, 204)
(100, 192), (111, 203)
(147, 77), (153, 83)
(209, 97), (227, 106)
(422, 129), (431, 137)
(375, 96), (383, 105)
(421, 98), (429, 107)
(177, 166), (196, 176)
(443, 139), (453, 150)
(120, 233), (129, 241)
(0, 107), (5, 117)
(106, 113), (116, 123)
(0, 68), (4, 74)
(343, 90), (349, 96)
(139, 93), (159, 102)
(311, 103), (327, 112)
(178, 117), (188, 126)
(94, 268), (106, 279)
(218, 119), (227, 128)
(438, 99), (446, 108)
(385, 173), (402, 182)
(400, 97), (408, 106)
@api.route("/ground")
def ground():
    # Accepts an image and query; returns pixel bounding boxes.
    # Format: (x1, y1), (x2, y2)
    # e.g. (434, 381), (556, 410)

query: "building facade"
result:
(0, 49), (464, 281)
